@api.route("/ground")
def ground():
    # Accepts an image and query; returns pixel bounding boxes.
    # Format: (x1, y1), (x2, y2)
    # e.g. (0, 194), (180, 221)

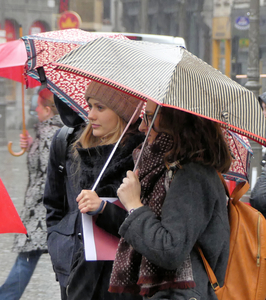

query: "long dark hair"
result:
(158, 107), (232, 173)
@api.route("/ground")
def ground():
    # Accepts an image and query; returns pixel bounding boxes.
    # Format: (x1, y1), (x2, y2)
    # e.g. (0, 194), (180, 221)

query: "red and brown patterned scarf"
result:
(109, 133), (196, 297)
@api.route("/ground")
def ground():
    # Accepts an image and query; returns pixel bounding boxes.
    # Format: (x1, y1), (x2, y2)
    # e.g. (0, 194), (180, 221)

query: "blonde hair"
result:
(38, 88), (58, 115)
(71, 114), (127, 167)
(77, 116), (126, 148)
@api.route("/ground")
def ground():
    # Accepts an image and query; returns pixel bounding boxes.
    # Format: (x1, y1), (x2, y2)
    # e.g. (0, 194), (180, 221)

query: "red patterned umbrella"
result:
(22, 29), (128, 121)
(222, 129), (253, 183)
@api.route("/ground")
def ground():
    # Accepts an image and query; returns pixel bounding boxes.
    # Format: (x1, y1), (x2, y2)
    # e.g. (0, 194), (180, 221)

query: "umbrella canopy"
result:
(0, 178), (27, 234)
(222, 129), (253, 182)
(53, 37), (266, 146)
(0, 39), (39, 87)
(22, 29), (128, 121)
(0, 39), (40, 156)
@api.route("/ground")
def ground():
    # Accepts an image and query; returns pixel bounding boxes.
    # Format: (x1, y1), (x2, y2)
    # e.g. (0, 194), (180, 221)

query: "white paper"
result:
(82, 197), (119, 261)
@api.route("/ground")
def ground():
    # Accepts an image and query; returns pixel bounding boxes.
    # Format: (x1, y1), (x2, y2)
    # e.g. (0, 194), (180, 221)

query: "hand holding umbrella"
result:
(0, 26), (39, 156)
(7, 75), (28, 156)
(76, 190), (107, 214)
(7, 27), (26, 156)
(117, 170), (143, 212)
(19, 131), (33, 151)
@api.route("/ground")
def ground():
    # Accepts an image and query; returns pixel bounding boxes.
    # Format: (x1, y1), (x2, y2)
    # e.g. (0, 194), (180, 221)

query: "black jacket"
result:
(250, 168), (266, 218)
(43, 126), (144, 289)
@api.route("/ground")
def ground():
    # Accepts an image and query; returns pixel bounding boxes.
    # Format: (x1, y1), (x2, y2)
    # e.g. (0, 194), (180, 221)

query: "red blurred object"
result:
(0, 178), (27, 234)
(58, 11), (81, 30)
(225, 180), (251, 205)
(29, 21), (47, 35)
(0, 39), (40, 88)
(227, 180), (237, 195)
(59, 0), (69, 13)
(0, 19), (17, 41)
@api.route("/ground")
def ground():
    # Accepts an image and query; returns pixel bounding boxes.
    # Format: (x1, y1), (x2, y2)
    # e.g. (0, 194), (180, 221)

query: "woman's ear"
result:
(45, 105), (53, 117)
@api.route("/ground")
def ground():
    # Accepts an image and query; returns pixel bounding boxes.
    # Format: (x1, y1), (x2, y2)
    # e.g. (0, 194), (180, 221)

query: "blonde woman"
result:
(43, 82), (144, 300)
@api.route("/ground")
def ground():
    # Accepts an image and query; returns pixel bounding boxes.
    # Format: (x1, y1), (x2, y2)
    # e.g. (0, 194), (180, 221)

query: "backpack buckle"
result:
(211, 282), (220, 290)
(58, 165), (64, 173)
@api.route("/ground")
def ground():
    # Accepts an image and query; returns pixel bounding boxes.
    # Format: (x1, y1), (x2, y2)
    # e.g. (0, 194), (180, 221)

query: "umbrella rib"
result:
(91, 102), (143, 192)
(133, 105), (161, 172)
(232, 136), (249, 178)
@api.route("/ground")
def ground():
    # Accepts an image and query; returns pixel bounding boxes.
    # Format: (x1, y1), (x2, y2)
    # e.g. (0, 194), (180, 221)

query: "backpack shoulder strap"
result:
(197, 246), (220, 291)
(197, 173), (250, 291)
(217, 172), (230, 198)
(217, 172), (250, 203)
(55, 125), (74, 174)
(230, 181), (250, 204)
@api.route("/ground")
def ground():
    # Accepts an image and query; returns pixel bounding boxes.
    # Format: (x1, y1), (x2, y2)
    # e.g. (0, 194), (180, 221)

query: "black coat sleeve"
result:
(250, 171), (266, 218)
(95, 201), (127, 238)
(43, 131), (67, 233)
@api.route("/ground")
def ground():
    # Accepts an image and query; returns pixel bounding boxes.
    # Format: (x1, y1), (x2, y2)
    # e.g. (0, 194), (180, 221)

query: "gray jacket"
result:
(13, 115), (63, 253)
(119, 162), (230, 300)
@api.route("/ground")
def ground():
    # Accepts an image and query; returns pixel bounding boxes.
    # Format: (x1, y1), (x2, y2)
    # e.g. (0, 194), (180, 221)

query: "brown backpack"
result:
(198, 178), (266, 300)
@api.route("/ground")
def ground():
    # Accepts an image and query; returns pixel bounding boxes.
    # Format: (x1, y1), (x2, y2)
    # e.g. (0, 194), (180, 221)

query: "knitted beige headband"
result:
(85, 81), (142, 124)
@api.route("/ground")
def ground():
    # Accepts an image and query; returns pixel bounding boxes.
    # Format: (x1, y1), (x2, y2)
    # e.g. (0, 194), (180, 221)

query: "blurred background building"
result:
(0, 0), (265, 187)
(1, 0), (266, 84)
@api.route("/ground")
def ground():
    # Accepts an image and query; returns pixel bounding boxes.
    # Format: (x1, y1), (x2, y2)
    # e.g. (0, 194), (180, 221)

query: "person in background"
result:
(258, 91), (266, 118)
(43, 82), (143, 300)
(0, 88), (63, 300)
(250, 91), (266, 218)
(109, 100), (232, 300)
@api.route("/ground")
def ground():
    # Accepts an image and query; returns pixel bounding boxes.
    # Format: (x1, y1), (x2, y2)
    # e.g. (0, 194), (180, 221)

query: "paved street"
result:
(0, 129), (61, 299)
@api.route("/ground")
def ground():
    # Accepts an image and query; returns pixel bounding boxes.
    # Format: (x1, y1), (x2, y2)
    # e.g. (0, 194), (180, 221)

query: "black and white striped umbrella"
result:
(54, 37), (266, 146)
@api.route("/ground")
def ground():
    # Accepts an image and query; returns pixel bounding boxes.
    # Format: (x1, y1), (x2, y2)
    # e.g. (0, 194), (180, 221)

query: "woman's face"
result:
(87, 98), (119, 138)
(139, 100), (160, 145)
(262, 102), (266, 119)
(35, 97), (50, 122)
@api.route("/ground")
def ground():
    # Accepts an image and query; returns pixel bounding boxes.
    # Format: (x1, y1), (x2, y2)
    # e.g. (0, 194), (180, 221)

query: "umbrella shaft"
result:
(21, 82), (26, 133)
(91, 102), (143, 192)
(133, 105), (161, 172)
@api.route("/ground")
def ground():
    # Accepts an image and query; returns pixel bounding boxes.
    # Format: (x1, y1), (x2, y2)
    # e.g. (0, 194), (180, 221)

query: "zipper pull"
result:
(257, 255), (260, 267)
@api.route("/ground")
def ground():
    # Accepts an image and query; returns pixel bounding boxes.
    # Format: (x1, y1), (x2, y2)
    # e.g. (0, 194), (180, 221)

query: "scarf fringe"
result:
(139, 281), (196, 297)
(137, 273), (180, 285)
(108, 285), (140, 295)
(109, 281), (196, 297)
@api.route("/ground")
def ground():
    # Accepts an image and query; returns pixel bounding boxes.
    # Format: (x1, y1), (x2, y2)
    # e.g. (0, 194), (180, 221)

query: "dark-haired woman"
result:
(109, 99), (232, 299)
